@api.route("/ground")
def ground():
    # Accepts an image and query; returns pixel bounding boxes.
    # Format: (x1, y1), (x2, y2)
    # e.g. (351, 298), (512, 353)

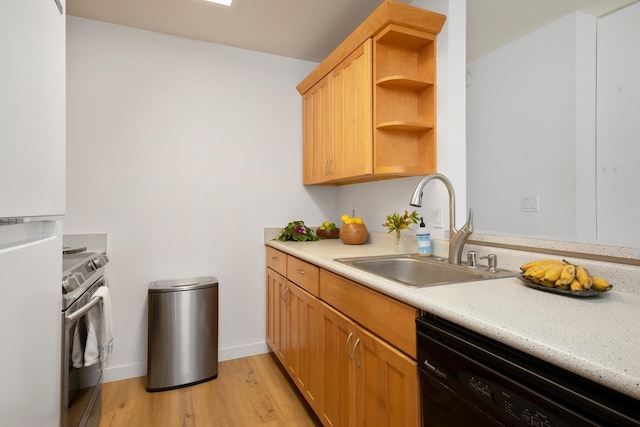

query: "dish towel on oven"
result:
(83, 286), (114, 368)
(72, 324), (85, 368)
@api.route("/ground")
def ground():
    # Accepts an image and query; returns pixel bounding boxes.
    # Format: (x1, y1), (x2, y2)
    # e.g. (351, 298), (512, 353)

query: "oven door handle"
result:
(66, 294), (103, 323)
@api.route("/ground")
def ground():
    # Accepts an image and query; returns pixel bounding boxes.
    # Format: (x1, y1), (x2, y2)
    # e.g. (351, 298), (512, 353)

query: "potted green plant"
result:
(276, 221), (319, 242)
(382, 210), (420, 252)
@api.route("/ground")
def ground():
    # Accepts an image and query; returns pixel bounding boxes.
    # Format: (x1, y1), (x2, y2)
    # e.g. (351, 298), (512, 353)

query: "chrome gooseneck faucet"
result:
(409, 173), (474, 265)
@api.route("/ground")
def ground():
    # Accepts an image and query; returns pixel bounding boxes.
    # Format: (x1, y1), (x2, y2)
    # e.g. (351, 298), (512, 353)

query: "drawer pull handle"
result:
(352, 338), (361, 367)
(280, 286), (289, 302)
(296, 269), (305, 275)
(345, 332), (354, 360)
(271, 256), (279, 261)
(424, 360), (447, 379)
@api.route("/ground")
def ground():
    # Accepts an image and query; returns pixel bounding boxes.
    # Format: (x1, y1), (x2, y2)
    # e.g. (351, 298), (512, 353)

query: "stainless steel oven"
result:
(61, 251), (109, 427)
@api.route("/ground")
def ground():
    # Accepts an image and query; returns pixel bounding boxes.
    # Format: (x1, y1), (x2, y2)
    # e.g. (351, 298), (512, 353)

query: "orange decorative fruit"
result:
(339, 223), (369, 245)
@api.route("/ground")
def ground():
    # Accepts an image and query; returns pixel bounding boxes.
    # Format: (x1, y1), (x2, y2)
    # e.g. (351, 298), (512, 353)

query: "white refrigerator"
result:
(0, 0), (66, 426)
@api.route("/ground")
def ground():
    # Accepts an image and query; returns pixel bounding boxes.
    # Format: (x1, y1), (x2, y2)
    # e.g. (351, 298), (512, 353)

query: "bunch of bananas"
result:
(520, 259), (612, 292)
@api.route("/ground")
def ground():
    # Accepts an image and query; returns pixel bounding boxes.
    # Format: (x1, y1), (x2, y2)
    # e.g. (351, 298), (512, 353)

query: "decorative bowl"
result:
(317, 227), (340, 239)
(519, 275), (611, 297)
(339, 224), (369, 245)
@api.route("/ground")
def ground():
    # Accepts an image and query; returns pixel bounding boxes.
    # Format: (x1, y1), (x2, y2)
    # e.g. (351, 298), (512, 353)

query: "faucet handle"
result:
(479, 254), (498, 273)
(467, 251), (478, 268)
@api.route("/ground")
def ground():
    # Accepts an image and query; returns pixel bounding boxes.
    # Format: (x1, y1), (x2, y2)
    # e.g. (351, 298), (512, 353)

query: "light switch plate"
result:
(521, 196), (539, 213)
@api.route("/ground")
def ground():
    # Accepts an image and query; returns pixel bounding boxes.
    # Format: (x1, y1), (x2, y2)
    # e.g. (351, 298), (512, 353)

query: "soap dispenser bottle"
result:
(416, 217), (432, 256)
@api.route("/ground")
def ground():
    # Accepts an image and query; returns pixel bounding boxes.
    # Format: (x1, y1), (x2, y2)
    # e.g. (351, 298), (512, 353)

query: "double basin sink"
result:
(336, 254), (515, 288)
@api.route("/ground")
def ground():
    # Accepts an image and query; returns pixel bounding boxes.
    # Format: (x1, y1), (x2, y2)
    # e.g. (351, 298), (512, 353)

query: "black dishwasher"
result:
(417, 313), (640, 427)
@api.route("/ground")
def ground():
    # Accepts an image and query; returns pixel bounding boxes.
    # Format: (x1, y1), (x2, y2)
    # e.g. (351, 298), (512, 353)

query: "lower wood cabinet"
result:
(318, 302), (357, 426)
(357, 323), (419, 427)
(266, 265), (321, 412)
(266, 267), (288, 364)
(319, 303), (419, 427)
(287, 281), (321, 411)
(266, 248), (419, 426)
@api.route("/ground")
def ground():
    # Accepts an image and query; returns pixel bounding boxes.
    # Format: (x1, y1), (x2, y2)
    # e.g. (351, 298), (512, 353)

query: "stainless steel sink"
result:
(335, 254), (515, 288)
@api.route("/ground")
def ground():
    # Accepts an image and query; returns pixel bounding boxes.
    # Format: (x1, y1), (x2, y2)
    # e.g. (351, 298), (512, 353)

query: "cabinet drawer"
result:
(320, 269), (418, 359)
(287, 256), (320, 297)
(266, 247), (287, 276)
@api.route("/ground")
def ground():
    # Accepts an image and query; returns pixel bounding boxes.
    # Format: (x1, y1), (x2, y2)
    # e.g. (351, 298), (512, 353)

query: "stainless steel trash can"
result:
(146, 276), (218, 392)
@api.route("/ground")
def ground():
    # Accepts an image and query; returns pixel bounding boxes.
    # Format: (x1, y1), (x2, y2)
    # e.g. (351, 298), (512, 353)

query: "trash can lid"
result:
(149, 276), (218, 292)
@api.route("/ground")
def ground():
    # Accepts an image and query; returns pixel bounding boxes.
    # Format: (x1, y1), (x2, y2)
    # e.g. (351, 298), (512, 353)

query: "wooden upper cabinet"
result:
(303, 41), (373, 185)
(297, 0), (446, 185)
(303, 75), (333, 184)
(332, 40), (373, 182)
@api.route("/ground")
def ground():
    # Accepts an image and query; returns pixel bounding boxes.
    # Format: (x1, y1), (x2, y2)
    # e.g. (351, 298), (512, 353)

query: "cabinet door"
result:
(303, 75), (333, 184)
(266, 268), (288, 365)
(0, 0), (65, 217)
(287, 282), (321, 412)
(355, 327), (420, 427)
(332, 39), (373, 181)
(319, 302), (357, 427)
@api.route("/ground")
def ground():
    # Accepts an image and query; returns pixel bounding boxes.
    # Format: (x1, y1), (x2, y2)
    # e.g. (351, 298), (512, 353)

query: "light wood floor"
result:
(99, 353), (322, 427)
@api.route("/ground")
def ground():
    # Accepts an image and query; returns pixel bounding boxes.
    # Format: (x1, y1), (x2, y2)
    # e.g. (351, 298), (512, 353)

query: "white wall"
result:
(466, 13), (597, 241)
(66, 0), (467, 383)
(66, 17), (337, 381)
(596, 2), (640, 247)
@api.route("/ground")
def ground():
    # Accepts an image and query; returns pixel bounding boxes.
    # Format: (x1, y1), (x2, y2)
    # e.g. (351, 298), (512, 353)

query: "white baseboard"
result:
(219, 341), (270, 362)
(103, 361), (147, 383)
(102, 341), (271, 384)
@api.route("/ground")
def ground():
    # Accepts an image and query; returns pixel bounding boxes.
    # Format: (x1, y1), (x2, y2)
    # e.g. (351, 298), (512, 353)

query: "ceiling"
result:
(67, 0), (639, 63)
(66, 0), (410, 63)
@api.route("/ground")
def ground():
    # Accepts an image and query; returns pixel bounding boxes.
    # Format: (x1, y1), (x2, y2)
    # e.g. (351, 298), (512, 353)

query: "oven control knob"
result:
(62, 272), (85, 292)
(91, 255), (109, 269)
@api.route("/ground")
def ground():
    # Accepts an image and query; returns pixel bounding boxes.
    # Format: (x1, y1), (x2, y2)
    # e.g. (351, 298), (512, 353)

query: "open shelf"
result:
(374, 25), (435, 83)
(376, 121), (434, 131)
(374, 128), (436, 175)
(373, 23), (437, 177)
(376, 76), (433, 90)
(375, 24), (435, 50)
(375, 84), (435, 128)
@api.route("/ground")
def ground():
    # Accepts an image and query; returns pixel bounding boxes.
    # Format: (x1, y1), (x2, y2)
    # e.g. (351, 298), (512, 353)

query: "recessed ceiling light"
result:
(205, 0), (232, 5)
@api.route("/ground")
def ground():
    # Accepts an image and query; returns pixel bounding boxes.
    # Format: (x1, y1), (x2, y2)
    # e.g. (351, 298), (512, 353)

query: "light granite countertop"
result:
(265, 234), (640, 402)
